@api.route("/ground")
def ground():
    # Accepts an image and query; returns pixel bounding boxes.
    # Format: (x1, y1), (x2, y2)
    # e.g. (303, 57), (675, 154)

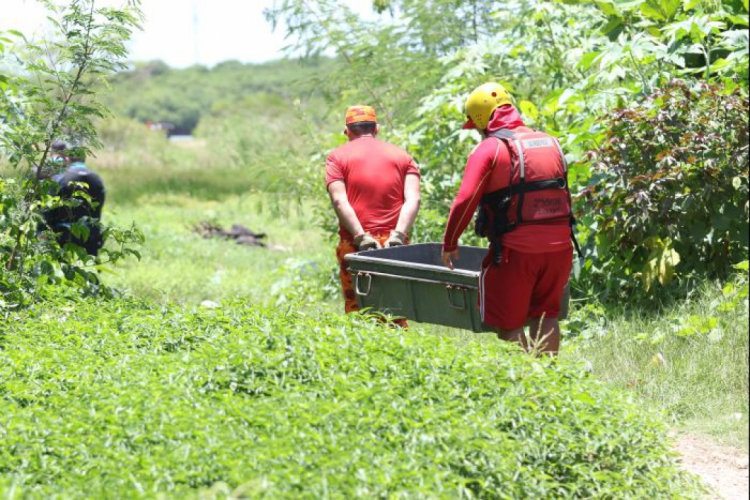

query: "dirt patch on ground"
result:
(674, 432), (749, 499)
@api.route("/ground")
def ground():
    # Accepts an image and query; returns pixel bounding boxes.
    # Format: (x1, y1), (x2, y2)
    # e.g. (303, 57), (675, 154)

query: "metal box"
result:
(345, 243), (569, 332)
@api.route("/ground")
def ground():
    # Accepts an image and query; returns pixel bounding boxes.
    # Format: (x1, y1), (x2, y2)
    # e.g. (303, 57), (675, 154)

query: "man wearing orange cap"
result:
(326, 105), (422, 317)
(441, 83), (576, 354)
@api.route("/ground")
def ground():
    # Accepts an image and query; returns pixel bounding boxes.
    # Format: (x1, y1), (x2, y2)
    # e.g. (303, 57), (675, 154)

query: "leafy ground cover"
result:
(1, 298), (702, 498)
(565, 273), (750, 449)
(2, 1), (747, 497)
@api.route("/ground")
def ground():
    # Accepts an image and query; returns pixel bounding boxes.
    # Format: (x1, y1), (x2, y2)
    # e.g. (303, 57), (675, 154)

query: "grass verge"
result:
(564, 278), (749, 450)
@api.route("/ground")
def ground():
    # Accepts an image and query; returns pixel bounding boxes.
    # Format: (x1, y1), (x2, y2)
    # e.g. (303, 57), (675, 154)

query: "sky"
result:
(1, 0), (375, 67)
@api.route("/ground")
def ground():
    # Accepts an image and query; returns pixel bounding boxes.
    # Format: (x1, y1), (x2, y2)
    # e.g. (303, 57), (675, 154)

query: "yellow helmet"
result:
(463, 83), (513, 130)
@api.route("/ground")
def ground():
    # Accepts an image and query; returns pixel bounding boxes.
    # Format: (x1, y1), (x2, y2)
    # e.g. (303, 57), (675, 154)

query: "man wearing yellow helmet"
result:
(326, 105), (422, 321)
(441, 83), (575, 354)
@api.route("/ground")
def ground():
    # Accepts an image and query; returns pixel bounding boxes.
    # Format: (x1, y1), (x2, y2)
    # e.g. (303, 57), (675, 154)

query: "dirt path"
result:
(674, 432), (749, 499)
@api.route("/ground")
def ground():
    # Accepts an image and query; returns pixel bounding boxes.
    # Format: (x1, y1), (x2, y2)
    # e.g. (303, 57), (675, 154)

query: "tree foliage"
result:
(102, 57), (334, 134)
(581, 80), (749, 295)
(0, 0), (144, 309)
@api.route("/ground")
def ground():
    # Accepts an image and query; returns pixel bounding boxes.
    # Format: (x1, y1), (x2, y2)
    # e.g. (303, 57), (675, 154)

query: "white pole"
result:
(193, 0), (199, 65)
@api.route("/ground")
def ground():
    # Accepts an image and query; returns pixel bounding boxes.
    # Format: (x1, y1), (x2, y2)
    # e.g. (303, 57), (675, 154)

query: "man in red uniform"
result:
(326, 105), (421, 316)
(441, 83), (574, 354)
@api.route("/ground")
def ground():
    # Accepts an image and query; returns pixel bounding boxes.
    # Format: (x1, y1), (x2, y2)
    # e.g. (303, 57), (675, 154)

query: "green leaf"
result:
(595, 0), (620, 16)
(709, 58), (731, 73)
(641, 239), (681, 290)
(717, 301), (738, 313)
(7, 29), (26, 40)
(578, 51), (601, 71)
(70, 222), (90, 242)
(641, 0), (667, 20)
(712, 214), (731, 231)
(689, 315), (719, 333)
(519, 100), (539, 121)
(726, 14), (749, 26)
(662, 0), (682, 18)
(600, 17), (624, 39)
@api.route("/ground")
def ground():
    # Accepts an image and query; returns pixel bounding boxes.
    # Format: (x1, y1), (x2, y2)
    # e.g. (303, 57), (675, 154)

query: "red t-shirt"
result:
(443, 108), (572, 253)
(326, 136), (420, 240)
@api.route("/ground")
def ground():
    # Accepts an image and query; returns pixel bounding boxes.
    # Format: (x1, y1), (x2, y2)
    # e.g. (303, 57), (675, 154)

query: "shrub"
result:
(0, 298), (702, 498)
(580, 79), (749, 298)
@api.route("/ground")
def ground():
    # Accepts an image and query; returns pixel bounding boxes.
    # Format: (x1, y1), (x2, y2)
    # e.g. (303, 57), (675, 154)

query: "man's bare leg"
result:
(528, 317), (560, 355)
(496, 327), (528, 350)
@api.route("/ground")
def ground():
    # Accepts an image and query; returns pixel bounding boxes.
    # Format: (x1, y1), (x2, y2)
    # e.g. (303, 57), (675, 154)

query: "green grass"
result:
(104, 192), (333, 305)
(564, 282), (749, 450)
(1, 298), (702, 498)
(94, 129), (266, 205)
(3, 132), (742, 496)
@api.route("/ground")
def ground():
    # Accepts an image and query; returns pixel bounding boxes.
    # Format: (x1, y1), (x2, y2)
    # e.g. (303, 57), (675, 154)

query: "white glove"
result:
(353, 232), (382, 251)
(385, 230), (407, 248)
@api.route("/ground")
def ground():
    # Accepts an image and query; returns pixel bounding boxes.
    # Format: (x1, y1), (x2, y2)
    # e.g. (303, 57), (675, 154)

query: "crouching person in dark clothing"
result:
(43, 147), (106, 257)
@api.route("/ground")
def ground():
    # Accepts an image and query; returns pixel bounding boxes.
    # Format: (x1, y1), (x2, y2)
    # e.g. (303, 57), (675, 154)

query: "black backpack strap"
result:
(570, 216), (584, 260)
(483, 178), (567, 203)
(489, 129), (517, 140)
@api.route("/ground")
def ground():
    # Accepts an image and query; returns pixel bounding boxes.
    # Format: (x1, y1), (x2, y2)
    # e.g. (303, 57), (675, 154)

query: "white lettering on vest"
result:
(522, 138), (554, 149)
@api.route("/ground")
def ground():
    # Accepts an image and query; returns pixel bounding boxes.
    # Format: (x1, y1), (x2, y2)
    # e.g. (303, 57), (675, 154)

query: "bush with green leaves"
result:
(580, 79), (749, 297)
(0, 297), (703, 498)
(0, 0), (144, 309)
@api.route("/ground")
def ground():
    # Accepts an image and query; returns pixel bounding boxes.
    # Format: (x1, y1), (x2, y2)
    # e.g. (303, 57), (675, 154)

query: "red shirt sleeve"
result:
(442, 139), (503, 252)
(404, 155), (421, 178)
(325, 151), (345, 186)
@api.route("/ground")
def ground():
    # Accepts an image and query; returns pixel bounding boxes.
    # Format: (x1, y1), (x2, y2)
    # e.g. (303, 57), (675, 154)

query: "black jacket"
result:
(44, 163), (106, 255)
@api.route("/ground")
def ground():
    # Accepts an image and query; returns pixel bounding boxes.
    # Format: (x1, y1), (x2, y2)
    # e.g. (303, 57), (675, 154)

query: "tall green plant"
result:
(580, 79), (749, 297)
(0, 0), (144, 309)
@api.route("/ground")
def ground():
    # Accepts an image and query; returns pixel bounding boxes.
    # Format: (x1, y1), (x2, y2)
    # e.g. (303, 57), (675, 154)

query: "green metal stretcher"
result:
(345, 243), (570, 332)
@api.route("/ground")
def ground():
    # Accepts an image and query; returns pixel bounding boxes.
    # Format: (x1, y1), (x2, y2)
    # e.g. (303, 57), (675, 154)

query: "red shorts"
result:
(479, 247), (573, 330)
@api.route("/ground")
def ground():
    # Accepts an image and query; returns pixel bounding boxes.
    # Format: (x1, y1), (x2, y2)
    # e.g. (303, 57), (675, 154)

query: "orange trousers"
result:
(336, 234), (407, 327)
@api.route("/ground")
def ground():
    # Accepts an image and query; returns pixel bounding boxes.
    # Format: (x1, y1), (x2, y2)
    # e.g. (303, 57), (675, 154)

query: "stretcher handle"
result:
(446, 285), (468, 310)
(355, 272), (373, 297)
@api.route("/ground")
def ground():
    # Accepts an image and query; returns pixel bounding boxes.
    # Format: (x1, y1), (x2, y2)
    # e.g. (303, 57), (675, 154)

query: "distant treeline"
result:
(103, 58), (336, 134)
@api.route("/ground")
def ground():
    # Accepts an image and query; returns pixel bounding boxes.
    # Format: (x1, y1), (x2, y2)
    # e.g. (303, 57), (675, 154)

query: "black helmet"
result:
(51, 140), (68, 152)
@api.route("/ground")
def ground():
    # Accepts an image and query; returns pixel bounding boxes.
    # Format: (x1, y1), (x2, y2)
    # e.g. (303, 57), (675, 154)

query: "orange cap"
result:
(345, 105), (377, 125)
